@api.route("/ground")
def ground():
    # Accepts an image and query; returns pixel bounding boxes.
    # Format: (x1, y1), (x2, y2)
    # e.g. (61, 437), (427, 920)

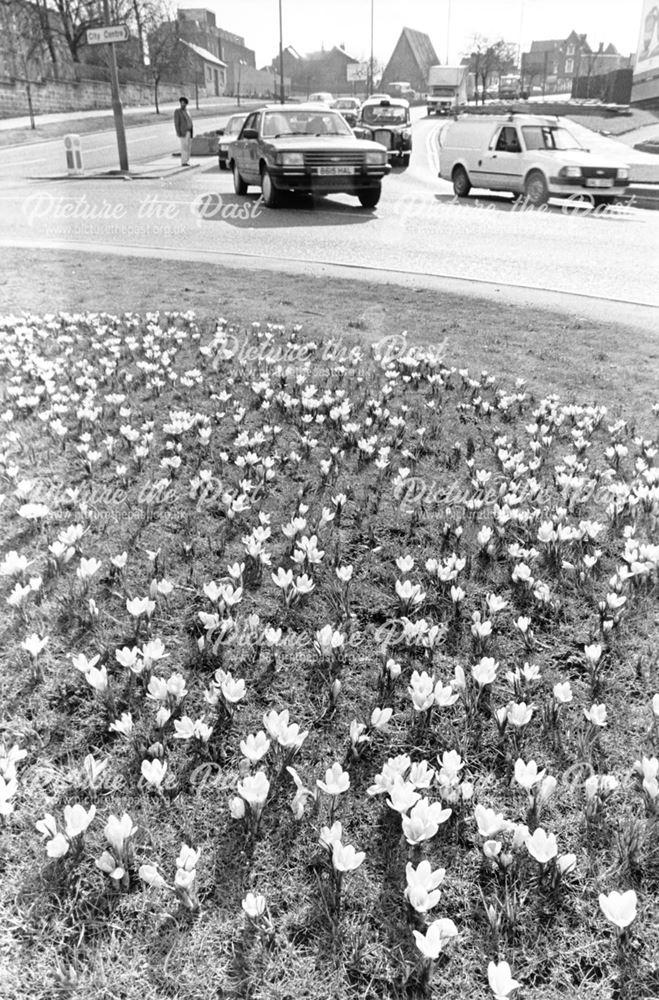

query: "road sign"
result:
(87, 24), (129, 45)
(347, 62), (369, 82)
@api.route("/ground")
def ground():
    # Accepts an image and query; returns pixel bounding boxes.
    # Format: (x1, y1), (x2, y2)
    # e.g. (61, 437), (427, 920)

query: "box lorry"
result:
(426, 66), (469, 116)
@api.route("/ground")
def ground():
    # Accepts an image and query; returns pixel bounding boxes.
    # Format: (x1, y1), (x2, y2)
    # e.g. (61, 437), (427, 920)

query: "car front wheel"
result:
(400, 153), (411, 168)
(260, 167), (281, 208)
(358, 184), (381, 208)
(452, 166), (471, 197)
(524, 170), (549, 206)
(232, 161), (247, 195)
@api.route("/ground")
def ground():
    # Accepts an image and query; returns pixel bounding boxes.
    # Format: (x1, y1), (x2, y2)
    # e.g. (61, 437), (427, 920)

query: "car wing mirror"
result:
(242, 128), (259, 140)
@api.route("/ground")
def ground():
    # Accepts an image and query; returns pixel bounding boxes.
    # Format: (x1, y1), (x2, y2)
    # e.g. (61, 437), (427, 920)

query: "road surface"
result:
(1, 110), (658, 322)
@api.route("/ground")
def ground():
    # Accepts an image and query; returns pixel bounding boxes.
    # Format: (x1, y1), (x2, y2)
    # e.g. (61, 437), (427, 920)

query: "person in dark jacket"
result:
(174, 96), (194, 166)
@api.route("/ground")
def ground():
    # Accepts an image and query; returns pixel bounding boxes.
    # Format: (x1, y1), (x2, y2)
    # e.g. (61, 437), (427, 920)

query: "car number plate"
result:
(314, 166), (356, 175)
(585, 178), (613, 188)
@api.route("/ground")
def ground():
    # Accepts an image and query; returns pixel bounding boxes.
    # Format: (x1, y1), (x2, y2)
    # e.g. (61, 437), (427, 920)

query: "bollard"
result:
(63, 134), (84, 176)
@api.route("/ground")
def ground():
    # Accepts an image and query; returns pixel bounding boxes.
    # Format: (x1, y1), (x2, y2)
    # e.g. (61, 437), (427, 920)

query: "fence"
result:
(571, 69), (633, 105)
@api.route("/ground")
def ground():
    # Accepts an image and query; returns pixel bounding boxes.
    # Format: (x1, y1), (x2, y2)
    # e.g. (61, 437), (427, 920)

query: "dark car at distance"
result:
(330, 97), (362, 127)
(352, 98), (412, 167)
(228, 104), (391, 208)
(218, 112), (249, 171)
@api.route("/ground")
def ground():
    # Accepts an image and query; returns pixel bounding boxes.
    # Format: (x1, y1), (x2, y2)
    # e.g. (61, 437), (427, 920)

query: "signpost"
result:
(87, 7), (129, 172)
(87, 25), (130, 44)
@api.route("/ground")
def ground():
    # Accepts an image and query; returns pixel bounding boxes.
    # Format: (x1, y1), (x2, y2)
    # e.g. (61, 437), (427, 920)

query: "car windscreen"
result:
(333, 101), (358, 109)
(225, 117), (246, 135)
(361, 106), (407, 125)
(522, 126), (583, 151)
(262, 110), (354, 137)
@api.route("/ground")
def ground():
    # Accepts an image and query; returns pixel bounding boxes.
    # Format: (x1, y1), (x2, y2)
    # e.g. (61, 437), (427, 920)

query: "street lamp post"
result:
(278, 0), (285, 104)
(369, 0), (374, 96)
(446, 0), (451, 64)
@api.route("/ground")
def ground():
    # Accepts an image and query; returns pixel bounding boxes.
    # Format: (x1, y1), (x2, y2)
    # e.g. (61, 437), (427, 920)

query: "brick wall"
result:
(0, 77), (199, 118)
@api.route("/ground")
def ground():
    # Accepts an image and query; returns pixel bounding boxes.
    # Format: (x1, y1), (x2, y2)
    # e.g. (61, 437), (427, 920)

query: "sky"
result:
(177, 0), (645, 68)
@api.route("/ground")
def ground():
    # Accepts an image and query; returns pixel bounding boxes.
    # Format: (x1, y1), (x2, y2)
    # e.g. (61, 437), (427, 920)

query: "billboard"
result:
(635, 0), (659, 78)
(347, 62), (369, 82)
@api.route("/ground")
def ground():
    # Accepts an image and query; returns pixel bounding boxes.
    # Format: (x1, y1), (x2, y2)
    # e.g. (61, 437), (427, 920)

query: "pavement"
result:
(38, 156), (202, 181)
(0, 97), (252, 133)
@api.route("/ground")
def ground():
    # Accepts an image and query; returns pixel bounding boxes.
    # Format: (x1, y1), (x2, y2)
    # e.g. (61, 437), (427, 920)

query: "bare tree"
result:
(46, 0), (102, 63)
(466, 36), (517, 104)
(582, 41), (605, 99)
(0, 0), (52, 123)
(146, 17), (192, 112)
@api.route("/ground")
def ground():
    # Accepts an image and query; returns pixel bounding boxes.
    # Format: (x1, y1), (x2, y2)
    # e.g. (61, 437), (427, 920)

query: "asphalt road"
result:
(1, 109), (658, 318)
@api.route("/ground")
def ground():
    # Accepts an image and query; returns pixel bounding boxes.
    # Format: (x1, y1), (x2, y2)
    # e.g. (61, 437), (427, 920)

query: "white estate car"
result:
(438, 113), (630, 206)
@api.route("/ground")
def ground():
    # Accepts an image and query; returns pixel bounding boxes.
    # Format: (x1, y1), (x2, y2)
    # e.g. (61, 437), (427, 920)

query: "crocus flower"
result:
(317, 762), (350, 797)
(240, 731), (271, 762)
(242, 892), (266, 918)
(412, 918), (458, 960)
(141, 758), (167, 788)
(405, 860), (446, 914)
(402, 798), (452, 845)
(331, 841), (365, 872)
(526, 827), (558, 864)
(104, 812), (136, 853)
(474, 804), (509, 839)
(488, 959), (521, 999)
(584, 704), (607, 727)
(63, 803), (96, 838)
(599, 889), (637, 929)
(237, 771), (270, 818)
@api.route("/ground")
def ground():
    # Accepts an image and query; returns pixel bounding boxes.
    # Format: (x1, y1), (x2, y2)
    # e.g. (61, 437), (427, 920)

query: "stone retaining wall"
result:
(0, 77), (203, 118)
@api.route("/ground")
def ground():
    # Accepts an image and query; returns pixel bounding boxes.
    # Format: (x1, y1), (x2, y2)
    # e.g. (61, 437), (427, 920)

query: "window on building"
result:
(565, 58), (574, 74)
(567, 44), (575, 56)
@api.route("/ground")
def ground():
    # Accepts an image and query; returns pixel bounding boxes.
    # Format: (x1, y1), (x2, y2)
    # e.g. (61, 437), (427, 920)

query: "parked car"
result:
(229, 103), (391, 208)
(217, 112), (249, 170)
(331, 97), (362, 127)
(308, 92), (334, 105)
(352, 97), (412, 167)
(438, 113), (630, 206)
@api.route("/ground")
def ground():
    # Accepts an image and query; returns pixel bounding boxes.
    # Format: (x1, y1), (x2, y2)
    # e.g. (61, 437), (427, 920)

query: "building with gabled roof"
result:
(522, 30), (630, 95)
(269, 44), (358, 97)
(380, 27), (440, 94)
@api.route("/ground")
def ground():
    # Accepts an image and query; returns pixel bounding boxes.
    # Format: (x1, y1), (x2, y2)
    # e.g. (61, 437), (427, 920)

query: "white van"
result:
(438, 114), (630, 206)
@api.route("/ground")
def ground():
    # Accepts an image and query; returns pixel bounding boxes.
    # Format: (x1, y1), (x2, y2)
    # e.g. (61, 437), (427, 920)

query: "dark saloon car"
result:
(218, 112), (249, 170)
(331, 97), (362, 127)
(353, 98), (412, 167)
(228, 104), (391, 208)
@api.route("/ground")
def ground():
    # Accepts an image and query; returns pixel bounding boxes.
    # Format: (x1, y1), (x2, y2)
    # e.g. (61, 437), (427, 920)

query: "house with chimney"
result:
(521, 30), (630, 95)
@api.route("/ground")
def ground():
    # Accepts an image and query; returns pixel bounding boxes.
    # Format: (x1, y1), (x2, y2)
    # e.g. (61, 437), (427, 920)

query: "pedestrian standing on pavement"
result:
(174, 96), (193, 166)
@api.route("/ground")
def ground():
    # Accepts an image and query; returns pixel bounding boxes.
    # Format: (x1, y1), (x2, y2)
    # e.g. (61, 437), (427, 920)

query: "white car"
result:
(308, 92), (333, 105)
(438, 113), (630, 206)
(218, 112), (249, 170)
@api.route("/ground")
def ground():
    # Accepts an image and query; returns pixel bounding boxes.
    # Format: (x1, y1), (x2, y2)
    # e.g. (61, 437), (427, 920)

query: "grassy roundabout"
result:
(0, 303), (658, 1000)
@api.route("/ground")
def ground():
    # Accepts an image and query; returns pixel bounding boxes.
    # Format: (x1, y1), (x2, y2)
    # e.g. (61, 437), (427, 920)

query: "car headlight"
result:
(559, 166), (582, 178)
(365, 151), (387, 165)
(617, 167), (629, 180)
(401, 130), (411, 140)
(278, 152), (304, 167)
